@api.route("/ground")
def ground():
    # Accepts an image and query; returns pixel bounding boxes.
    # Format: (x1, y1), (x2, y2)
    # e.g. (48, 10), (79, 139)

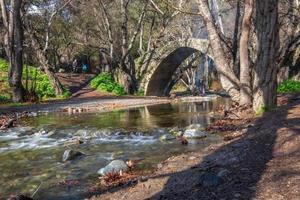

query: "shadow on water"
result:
(144, 95), (300, 200)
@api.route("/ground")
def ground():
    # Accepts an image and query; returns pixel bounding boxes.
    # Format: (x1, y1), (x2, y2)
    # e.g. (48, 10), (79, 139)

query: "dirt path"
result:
(0, 73), (172, 115)
(0, 97), (171, 115)
(90, 94), (300, 200)
(57, 73), (111, 98)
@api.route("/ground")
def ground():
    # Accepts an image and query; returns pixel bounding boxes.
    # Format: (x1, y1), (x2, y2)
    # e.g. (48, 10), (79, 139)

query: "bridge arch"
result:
(144, 39), (213, 96)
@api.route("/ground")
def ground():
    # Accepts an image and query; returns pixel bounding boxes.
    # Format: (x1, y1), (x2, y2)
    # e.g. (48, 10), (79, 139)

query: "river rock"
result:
(169, 127), (179, 133)
(185, 124), (205, 131)
(155, 128), (170, 135)
(199, 172), (222, 187)
(62, 149), (84, 162)
(183, 129), (207, 139)
(169, 127), (183, 137)
(97, 160), (129, 175)
(138, 176), (149, 182)
(159, 134), (176, 141)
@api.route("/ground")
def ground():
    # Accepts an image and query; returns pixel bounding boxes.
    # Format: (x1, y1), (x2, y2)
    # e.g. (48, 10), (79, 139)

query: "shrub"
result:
(0, 59), (8, 72)
(90, 73), (126, 96)
(23, 65), (56, 98)
(0, 95), (10, 103)
(90, 73), (114, 89)
(0, 58), (70, 101)
(112, 85), (126, 96)
(277, 79), (300, 94)
(135, 89), (145, 96)
(61, 89), (72, 99)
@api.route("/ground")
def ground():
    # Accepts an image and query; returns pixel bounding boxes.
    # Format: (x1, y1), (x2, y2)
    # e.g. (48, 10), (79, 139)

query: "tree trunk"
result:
(120, 56), (138, 94)
(28, 32), (64, 96)
(277, 67), (289, 83)
(38, 52), (64, 95)
(253, 0), (279, 112)
(121, 70), (137, 94)
(239, 0), (253, 106)
(8, 0), (25, 102)
(198, 0), (240, 102)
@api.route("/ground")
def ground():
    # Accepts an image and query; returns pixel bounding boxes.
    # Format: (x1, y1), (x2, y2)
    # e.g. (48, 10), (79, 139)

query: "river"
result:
(0, 97), (229, 200)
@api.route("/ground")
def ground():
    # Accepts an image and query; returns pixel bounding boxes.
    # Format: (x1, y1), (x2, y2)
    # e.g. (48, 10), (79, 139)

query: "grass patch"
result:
(277, 79), (300, 94)
(90, 73), (126, 96)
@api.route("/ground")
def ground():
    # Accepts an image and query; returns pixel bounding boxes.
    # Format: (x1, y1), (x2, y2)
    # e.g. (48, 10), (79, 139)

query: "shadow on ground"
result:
(145, 95), (300, 199)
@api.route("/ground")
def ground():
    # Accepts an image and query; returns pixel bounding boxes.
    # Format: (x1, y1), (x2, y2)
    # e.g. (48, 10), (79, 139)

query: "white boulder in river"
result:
(62, 149), (84, 162)
(183, 129), (207, 139)
(159, 134), (176, 141)
(97, 160), (129, 175)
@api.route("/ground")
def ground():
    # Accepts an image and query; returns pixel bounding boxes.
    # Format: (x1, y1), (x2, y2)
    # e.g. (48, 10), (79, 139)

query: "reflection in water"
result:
(0, 98), (229, 200)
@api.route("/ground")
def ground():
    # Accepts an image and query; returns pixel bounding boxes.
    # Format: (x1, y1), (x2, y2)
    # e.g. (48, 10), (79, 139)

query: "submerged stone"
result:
(159, 134), (176, 141)
(169, 127), (183, 137)
(185, 124), (205, 131)
(62, 149), (84, 162)
(183, 129), (207, 139)
(97, 160), (129, 175)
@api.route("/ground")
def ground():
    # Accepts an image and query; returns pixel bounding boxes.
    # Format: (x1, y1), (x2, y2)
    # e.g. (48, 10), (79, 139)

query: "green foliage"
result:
(90, 73), (126, 96)
(0, 59), (8, 72)
(0, 59), (11, 102)
(255, 106), (268, 116)
(135, 89), (145, 96)
(0, 95), (10, 103)
(61, 90), (72, 99)
(255, 104), (277, 116)
(112, 85), (126, 96)
(277, 79), (300, 94)
(23, 65), (56, 98)
(0, 58), (70, 101)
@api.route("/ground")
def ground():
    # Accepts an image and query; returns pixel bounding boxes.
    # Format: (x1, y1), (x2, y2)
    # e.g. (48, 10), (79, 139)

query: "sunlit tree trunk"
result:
(253, 0), (279, 112)
(119, 0), (148, 94)
(239, 0), (253, 106)
(198, 0), (241, 102)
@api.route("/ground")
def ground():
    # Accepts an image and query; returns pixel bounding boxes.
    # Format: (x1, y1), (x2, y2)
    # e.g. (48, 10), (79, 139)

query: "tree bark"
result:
(1, 0), (25, 102)
(239, 0), (253, 106)
(253, 0), (279, 112)
(198, 0), (240, 102)
(119, 0), (148, 94)
(35, 42), (64, 95)
(28, 33), (64, 95)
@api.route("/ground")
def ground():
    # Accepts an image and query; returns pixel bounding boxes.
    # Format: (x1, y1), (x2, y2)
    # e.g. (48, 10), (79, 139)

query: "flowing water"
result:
(0, 98), (229, 200)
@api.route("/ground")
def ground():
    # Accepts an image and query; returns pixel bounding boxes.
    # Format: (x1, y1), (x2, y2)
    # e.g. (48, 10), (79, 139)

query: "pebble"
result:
(138, 176), (148, 182)
(157, 163), (163, 169)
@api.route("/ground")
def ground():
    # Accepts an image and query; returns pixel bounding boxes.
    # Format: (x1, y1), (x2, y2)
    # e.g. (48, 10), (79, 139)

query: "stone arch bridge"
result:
(142, 38), (211, 97)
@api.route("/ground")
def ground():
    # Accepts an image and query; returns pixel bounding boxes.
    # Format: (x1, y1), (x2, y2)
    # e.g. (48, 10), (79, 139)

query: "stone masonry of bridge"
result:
(142, 38), (210, 97)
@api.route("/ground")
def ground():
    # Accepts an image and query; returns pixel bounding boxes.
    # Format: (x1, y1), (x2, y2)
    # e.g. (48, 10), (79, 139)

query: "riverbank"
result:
(90, 94), (300, 200)
(0, 96), (171, 115)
